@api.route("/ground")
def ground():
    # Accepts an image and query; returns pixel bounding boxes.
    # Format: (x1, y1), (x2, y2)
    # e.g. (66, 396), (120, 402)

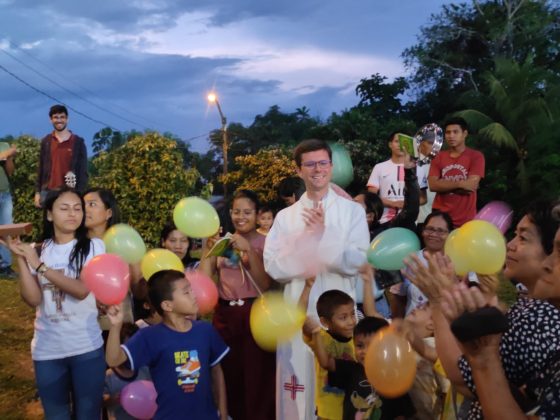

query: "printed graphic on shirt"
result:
(40, 269), (70, 320)
(440, 163), (468, 183)
(174, 350), (201, 392)
(351, 380), (382, 420)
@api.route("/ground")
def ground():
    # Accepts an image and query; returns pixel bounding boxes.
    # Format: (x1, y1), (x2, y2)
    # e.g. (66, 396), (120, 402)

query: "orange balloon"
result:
(364, 326), (417, 397)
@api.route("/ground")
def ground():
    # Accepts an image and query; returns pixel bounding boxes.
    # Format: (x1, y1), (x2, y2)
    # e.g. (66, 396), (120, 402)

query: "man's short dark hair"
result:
(147, 270), (185, 316)
(49, 104), (68, 117)
(354, 316), (389, 337)
(316, 290), (354, 320)
(444, 117), (468, 132)
(293, 139), (332, 167)
(277, 177), (305, 199)
(387, 131), (403, 143)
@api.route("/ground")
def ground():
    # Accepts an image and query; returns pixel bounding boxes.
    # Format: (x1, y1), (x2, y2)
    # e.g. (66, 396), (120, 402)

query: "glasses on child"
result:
(301, 160), (331, 169)
(423, 226), (449, 236)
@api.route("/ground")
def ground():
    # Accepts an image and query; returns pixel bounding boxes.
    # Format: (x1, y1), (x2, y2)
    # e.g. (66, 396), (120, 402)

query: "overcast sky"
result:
(0, 0), (452, 152)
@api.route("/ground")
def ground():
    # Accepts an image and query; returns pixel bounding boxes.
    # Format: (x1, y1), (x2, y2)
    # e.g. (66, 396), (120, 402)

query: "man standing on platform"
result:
(428, 117), (485, 227)
(34, 105), (88, 208)
(264, 139), (369, 420)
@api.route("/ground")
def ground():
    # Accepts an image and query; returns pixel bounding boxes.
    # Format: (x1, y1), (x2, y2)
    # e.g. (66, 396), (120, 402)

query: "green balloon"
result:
(367, 227), (421, 270)
(173, 197), (220, 239)
(103, 224), (147, 264)
(329, 143), (354, 188)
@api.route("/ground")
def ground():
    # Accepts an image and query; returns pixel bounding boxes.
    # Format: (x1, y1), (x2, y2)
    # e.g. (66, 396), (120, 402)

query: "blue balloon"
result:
(367, 228), (421, 270)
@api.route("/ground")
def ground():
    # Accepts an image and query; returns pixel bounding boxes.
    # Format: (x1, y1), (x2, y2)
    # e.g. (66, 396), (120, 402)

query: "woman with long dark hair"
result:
(83, 187), (121, 239)
(160, 220), (198, 268)
(3, 187), (106, 418)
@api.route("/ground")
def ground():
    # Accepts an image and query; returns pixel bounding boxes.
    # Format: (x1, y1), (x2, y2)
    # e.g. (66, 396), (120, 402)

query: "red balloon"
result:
(184, 269), (218, 315)
(81, 254), (130, 305)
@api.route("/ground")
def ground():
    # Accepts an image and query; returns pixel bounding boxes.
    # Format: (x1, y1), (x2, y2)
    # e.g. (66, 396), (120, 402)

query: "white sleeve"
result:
(317, 204), (369, 277)
(366, 164), (380, 188)
(263, 211), (308, 283)
(416, 165), (428, 189)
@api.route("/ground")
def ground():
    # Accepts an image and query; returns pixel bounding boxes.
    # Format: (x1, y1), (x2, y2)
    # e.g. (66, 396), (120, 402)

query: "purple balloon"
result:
(120, 380), (158, 419)
(475, 201), (513, 234)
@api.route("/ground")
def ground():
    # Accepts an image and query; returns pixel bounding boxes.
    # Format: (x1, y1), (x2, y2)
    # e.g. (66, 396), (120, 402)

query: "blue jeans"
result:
(34, 347), (106, 420)
(0, 191), (12, 268)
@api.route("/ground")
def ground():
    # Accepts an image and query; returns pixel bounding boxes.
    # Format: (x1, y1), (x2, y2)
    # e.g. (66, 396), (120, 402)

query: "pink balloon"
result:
(81, 254), (130, 305)
(475, 201), (514, 234)
(185, 269), (218, 315)
(120, 380), (158, 420)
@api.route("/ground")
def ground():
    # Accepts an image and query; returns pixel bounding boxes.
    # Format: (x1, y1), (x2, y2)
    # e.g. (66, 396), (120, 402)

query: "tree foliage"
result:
(5, 135), (43, 240)
(90, 132), (200, 246)
(222, 147), (294, 204)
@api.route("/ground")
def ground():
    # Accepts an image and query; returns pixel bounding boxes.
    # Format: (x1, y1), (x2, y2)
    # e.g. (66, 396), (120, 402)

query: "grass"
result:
(0, 278), (43, 419)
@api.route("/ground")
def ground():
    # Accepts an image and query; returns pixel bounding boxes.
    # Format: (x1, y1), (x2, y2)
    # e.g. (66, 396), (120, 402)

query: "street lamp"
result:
(207, 92), (229, 197)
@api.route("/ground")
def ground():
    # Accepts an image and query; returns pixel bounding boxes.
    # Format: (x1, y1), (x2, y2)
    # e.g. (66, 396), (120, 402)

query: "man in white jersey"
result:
(264, 139), (369, 420)
(367, 131), (427, 224)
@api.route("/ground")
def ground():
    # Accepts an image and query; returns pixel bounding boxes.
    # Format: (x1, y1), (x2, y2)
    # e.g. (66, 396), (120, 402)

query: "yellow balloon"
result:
(461, 220), (506, 275)
(250, 292), (306, 352)
(364, 326), (417, 398)
(141, 248), (184, 280)
(444, 228), (470, 276)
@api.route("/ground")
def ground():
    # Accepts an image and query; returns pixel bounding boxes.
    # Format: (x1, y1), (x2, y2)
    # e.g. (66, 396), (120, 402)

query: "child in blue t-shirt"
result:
(106, 270), (229, 420)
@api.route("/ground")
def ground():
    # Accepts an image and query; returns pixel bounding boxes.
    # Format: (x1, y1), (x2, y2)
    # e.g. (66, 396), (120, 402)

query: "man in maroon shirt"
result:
(34, 105), (88, 208)
(428, 117), (485, 227)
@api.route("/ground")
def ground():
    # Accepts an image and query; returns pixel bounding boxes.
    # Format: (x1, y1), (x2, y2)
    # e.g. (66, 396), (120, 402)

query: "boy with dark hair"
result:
(428, 116), (485, 227)
(277, 177), (305, 207)
(106, 270), (229, 420)
(327, 317), (416, 420)
(304, 266), (415, 420)
(300, 284), (357, 419)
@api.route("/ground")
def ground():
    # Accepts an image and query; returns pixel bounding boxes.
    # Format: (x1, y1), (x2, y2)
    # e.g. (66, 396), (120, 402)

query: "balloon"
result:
(81, 254), (130, 305)
(329, 142), (354, 188)
(460, 220), (506, 275)
(250, 292), (306, 351)
(120, 380), (158, 420)
(103, 224), (146, 264)
(365, 326), (417, 397)
(475, 201), (513, 234)
(173, 197), (220, 239)
(367, 228), (421, 270)
(444, 229), (470, 276)
(141, 249), (184, 280)
(184, 269), (218, 315)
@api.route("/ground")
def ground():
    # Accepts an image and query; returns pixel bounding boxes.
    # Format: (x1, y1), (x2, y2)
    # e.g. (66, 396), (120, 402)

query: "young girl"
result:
(200, 189), (276, 420)
(4, 188), (106, 418)
(84, 187), (121, 239)
(256, 205), (274, 235)
(160, 220), (198, 269)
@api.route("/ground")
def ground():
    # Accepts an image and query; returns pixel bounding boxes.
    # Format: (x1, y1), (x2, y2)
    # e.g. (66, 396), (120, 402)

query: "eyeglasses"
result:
(423, 227), (449, 236)
(301, 160), (331, 169)
(231, 209), (255, 217)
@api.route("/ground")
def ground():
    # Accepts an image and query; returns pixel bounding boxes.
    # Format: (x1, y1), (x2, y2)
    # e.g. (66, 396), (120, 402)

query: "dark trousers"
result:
(213, 301), (276, 420)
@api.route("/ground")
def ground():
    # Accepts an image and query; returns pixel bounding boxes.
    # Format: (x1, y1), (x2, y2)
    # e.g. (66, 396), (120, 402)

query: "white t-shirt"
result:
(416, 163), (435, 223)
(31, 238), (105, 361)
(367, 159), (428, 224)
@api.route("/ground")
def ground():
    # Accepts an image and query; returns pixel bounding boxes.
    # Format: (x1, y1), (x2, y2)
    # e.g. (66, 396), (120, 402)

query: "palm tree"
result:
(454, 56), (557, 192)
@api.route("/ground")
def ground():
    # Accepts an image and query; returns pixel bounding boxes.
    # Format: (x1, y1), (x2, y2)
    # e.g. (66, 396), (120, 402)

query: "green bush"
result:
(9, 135), (43, 240)
(91, 132), (200, 246)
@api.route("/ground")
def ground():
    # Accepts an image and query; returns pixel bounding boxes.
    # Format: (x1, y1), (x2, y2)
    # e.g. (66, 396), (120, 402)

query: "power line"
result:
(0, 61), (120, 130)
(1, 45), (150, 130)
(6, 40), (166, 129)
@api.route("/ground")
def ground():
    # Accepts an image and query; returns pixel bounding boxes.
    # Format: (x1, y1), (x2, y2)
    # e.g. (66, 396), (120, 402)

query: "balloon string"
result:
(238, 261), (264, 297)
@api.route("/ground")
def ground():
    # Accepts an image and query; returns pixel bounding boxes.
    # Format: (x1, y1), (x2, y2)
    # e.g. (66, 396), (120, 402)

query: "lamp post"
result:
(207, 93), (228, 197)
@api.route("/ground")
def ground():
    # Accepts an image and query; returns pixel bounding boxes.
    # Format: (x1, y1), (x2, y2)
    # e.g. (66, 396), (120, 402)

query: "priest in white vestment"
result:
(264, 139), (369, 420)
